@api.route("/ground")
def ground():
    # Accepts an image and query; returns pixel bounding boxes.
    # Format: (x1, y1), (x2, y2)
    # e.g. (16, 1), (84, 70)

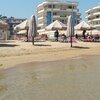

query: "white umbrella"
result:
(28, 15), (37, 45)
(45, 20), (67, 30)
(14, 19), (29, 30)
(74, 21), (90, 30)
(17, 30), (27, 34)
(67, 15), (73, 47)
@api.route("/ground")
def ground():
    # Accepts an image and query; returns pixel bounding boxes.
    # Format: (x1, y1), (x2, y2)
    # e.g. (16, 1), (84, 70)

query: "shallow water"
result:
(0, 55), (100, 100)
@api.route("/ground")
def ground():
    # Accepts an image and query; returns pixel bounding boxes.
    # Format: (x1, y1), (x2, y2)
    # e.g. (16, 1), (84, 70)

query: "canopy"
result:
(74, 21), (91, 30)
(14, 19), (29, 30)
(45, 20), (67, 30)
(0, 20), (9, 30)
(17, 30), (27, 34)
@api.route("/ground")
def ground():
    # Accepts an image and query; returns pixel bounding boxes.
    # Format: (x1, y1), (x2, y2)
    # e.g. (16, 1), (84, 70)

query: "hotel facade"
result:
(86, 5), (100, 30)
(37, 0), (81, 29)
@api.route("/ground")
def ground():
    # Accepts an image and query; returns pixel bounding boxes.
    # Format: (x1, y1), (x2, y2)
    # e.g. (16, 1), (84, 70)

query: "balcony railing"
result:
(93, 18), (100, 21)
(53, 15), (60, 18)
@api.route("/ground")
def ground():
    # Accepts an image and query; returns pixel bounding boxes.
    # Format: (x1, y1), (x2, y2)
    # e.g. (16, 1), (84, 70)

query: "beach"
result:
(0, 40), (100, 99)
(0, 40), (100, 69)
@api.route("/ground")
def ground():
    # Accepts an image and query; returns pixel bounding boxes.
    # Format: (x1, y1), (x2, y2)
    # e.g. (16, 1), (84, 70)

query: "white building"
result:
(86, 5), (100, 30)
(37, 0), (81, 29)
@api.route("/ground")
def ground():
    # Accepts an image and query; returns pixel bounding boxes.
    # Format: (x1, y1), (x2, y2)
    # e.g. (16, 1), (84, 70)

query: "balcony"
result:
(93, 18), (100, 21)
(67, 8), (78, 12)
(93, 12), (100, 16)
(53, 15), (60, 18)
(38, 17), (44, 20)
(94, 24), (100, 28)
(38, 23), (44, 27)
(37, 9), (44, 14)
(46, 8), (60, 11)
(86, 15), (92, 18)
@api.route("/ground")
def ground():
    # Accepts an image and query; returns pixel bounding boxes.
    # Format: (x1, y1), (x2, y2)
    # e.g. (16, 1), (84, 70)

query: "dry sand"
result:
(0, 40), (100, 69)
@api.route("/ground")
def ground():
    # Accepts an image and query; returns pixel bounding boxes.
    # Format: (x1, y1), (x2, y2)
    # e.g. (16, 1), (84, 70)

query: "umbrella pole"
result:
(70, 32), (72, 47)
(70, 23), (73, 47)
(26, 29), (28, 42)
(32, 36), (34, 45)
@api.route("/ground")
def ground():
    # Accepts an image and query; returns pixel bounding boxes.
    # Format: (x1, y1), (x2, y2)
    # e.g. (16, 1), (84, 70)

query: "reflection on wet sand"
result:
(0, 55), (100, 100)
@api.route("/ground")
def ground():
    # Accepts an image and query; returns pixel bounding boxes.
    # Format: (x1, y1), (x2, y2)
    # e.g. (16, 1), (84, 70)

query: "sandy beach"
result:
(0, 40), (100, 69)
(0, 40), (100, 99)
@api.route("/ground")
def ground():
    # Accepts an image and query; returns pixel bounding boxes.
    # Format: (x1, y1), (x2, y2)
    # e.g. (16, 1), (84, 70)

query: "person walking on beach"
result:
(54, 30), (59, 41)
(82, 30), (86, 39)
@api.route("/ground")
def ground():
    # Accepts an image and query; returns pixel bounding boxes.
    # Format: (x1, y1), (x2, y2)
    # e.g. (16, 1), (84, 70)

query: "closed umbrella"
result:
(28, 15), (37, 45)
(67, 15), (73, 47)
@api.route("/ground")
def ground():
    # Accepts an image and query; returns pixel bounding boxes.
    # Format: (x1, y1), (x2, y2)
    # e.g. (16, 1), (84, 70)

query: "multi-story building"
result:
(37, 0), (81, 29)
(86, 5), (100, 30)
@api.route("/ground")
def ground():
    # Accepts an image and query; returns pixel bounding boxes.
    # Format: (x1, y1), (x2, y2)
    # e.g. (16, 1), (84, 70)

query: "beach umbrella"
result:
(74, 21), (91, 30)
(45, 20), (67, 30)
(14, 19), (29, 41)
(17, 30), (27, 34)
(14, 19), (29, 30)
(28, 15), (37, 45)
(67, 15), (73, 47)
(0, 20), (9, 30)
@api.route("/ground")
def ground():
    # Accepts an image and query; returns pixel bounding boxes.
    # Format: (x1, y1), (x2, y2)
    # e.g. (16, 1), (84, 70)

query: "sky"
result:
(0, 0), (100, 20)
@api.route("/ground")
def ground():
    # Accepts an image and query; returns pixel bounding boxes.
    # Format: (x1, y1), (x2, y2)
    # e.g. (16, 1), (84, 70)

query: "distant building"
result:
(37, 0), (81, 29)
(1, 17), (26, 39)
(86, 5), (100, 30)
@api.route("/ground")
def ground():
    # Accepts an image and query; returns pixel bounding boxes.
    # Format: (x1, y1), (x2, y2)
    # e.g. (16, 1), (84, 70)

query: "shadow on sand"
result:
(72, 46), (90, 49)
(34, 44), (51, 46)
(0, 44), (19, 47)
(0, 40), (16, 43)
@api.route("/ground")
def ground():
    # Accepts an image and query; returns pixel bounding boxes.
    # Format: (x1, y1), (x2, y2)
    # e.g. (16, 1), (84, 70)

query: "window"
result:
(96, 15), (99, 18)
(68, 6), (72, 9)
(53, 12), (57, 15)
(96, 22), (98, 24)
(48, 5), (52, 8)
(53, 5), (55, 8)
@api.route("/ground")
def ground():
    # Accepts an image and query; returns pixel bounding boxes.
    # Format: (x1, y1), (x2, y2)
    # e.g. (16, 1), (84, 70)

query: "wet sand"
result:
(0, 55), (100, 100)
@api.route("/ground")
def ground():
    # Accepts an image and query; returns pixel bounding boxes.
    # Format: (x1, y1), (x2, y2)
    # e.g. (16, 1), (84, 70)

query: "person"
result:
(75, 34), (78, 39)
(62, 34), (66, 42)
(54, 30), (59, 41)
(82, 30), (86, 39)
